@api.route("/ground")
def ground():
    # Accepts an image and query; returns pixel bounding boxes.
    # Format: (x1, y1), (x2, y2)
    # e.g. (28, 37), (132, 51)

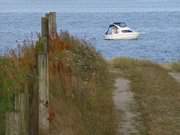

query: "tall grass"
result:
(171, 62), (180, 72)
(0, 32), (116, 135)
(112, 58), (180, 135)
(48, 32), (116, 135)
(0, 41), (36, 134)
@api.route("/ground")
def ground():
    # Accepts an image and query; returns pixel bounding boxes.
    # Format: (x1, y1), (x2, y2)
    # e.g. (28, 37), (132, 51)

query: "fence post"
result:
(46, 12), (57, 38)
(5, 112), (20, 135)
(5, 94), (21, 135)
(5, 91), (29, 135)
(38, 12), (57, 135)
(29, 78), (39, 135)
(38, 15), (49, 135)
(19, 91), (29, 135)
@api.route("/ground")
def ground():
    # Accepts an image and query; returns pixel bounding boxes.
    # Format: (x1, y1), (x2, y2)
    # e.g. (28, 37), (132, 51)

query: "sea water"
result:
(0, 11), (180, 63)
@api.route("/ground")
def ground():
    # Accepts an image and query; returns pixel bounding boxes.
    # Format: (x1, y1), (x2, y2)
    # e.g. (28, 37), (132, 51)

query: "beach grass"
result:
(48, 32), (116, 135)
(171, 62), (180, 72)
(112, 57), (180, 135)
(0, 32), (116, 135)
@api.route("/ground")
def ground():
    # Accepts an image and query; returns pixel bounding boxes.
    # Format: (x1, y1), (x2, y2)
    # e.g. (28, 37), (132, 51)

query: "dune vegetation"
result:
(1, 32), (180, 135)
(0, 32), (116, 135)
(171, 62), (180, 72)
(112, 58), (180, 135)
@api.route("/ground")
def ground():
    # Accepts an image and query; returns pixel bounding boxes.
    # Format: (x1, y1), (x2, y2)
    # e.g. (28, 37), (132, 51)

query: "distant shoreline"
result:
(1, 8), (180, 14)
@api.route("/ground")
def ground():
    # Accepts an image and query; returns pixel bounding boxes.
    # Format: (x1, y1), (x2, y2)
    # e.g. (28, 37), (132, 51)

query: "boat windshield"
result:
(113, 22), (127, 27)
(105, 26), (118, 35)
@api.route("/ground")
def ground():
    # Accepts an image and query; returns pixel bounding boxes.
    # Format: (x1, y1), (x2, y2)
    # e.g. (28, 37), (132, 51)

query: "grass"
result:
(0, 41), (37, 134)
(0, 32), (116, 135)
(48, 32), (116, 135)
(171, 62), (180, 72)
(112, 57), (180, 135)
(1, 31), (180, 135)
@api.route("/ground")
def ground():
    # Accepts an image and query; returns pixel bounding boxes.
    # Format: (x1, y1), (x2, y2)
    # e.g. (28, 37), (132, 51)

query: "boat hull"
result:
(104, 32), (140, 40)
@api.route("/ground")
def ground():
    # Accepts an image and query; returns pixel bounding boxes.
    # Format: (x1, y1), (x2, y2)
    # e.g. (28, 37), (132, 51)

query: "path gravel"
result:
(113, 78), (142, 135)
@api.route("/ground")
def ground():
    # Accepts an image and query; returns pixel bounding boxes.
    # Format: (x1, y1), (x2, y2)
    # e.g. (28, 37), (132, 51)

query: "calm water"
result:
(0, 12), (180, 63)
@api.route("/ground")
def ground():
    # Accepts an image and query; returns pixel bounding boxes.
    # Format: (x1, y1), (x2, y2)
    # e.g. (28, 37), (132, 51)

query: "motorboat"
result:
(104, 22), (140, 40)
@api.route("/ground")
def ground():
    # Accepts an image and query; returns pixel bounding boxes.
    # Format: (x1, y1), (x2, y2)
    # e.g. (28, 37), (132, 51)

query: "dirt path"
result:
(169, 72), (180, 82)
(113, 78), (143, 135)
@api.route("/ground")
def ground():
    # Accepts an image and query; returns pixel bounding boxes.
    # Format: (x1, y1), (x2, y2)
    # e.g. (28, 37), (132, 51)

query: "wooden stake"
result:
(29, 79), (39, 135)
(46, 12), (57, 38)
(38, 15), (49, 135)
(5, 93), (27, 135)
(41, 16), (49, 53)
(38, 12), (57, 135)
(5, 112), (20, 135)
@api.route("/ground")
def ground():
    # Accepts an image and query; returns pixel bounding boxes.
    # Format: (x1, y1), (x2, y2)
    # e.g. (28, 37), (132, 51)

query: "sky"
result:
(0, 0), (180, 12)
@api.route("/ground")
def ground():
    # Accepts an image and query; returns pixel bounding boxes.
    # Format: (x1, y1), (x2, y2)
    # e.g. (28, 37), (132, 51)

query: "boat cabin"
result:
(105, 22), (133, 35)
(104, 22), (140, 40)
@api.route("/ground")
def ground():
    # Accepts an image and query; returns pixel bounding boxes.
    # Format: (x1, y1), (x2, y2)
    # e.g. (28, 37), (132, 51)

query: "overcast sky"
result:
(0, 0), (180, 12)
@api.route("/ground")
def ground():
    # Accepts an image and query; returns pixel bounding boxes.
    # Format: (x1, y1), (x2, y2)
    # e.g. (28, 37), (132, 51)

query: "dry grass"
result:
(171, 62), (180, 72)
(0, 32), (116, 135)
(48, 32), (116, 135)
(0, 41), (37, 135)
(112, 57), (180, 135)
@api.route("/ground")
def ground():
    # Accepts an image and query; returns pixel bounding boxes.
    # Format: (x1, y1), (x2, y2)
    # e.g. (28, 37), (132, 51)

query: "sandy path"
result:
(169, 72), (180, 82)
(113, 78), (141, 135)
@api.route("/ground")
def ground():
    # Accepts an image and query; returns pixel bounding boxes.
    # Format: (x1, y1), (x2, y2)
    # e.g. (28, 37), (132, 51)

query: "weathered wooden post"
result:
(29, 77), (39, 135)
(46, 12), (57, 38)
(5, 93), (28, 135)
(38, 53), (49, 135)
(5, 111), (20, 135)
(38, 13), (50, 135)
(19, 90), (29, 135)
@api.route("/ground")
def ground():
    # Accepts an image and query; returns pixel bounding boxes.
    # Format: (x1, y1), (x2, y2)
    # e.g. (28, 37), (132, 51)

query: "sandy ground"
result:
(169, 72), (180, 82)
(112, 64), (180, 135)
(161, 64), (180, 82)
(113, 78), (141, 135)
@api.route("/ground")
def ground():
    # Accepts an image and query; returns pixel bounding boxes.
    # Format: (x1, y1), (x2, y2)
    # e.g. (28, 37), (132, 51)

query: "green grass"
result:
(112, 57), (180, 135)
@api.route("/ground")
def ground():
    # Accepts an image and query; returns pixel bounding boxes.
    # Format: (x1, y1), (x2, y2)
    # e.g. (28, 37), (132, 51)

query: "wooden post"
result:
(19, 92), (29, 135)
(29, 79), (39, 135)
(38, 12), (57, 135)
(5, 112), (20, 135)
(41, 16), (49, 53)
(5, 93), (27, 135)
(38, 54), (49, 135)
(46, 12), (57, 38)
(38, 15), (49, 135)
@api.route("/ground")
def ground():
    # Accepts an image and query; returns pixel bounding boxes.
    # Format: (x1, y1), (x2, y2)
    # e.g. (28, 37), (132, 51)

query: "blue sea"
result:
(0, 11), (180, 63)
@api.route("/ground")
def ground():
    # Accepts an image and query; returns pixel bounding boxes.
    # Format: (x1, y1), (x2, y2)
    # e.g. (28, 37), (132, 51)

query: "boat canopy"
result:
(105, 22), (128, 34)
(110, 22), (127, 28)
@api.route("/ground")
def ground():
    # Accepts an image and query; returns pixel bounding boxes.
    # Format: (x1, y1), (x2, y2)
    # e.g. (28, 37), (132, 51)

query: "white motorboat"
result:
(104, 22), (140, 40)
